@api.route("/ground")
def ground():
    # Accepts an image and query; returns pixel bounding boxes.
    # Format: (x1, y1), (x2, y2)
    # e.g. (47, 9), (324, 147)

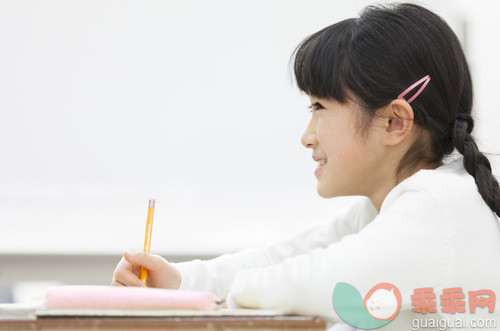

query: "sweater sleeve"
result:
(174, 197), (377, 299)
(225, 189), (451, 325)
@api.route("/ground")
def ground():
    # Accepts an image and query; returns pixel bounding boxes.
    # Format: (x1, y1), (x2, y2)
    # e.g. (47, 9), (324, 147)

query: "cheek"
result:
(316, 123), (353, 159)
(316, 120), (337, 149)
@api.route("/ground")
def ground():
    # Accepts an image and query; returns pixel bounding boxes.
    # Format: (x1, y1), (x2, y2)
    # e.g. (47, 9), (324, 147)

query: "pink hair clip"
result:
(397, 75), (431, 103)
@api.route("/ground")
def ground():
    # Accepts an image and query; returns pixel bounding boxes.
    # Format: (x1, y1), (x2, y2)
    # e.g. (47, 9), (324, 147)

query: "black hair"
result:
(292, 3), (500, 217)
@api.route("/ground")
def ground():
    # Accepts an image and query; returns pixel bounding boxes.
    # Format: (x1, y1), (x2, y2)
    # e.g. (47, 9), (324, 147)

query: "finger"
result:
(123, 251), (168, 272)
(112, 256), (147, 287)
(113, 267), (147, 287)
(116, 254), (141, 276)
(111, 279), (125, 286)
(111, 257), (130, 286)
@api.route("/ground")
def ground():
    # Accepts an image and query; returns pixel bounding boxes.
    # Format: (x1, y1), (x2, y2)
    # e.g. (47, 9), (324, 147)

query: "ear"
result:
(379, 99), (414, 146)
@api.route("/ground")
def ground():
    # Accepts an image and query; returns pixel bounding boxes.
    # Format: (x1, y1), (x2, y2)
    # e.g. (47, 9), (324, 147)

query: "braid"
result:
(452, 114), (500, 217)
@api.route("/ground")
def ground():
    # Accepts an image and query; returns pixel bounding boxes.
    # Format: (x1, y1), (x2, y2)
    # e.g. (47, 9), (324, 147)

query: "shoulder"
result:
(374, 156), (499, 239)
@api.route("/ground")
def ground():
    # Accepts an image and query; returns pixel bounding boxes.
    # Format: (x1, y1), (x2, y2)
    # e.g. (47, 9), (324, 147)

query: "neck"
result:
(369, 161), (441, 211)
(368, 179), (397, 212)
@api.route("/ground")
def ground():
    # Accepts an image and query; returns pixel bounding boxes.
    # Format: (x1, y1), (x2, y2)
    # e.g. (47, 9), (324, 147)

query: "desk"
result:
(0, 315), (326, 330)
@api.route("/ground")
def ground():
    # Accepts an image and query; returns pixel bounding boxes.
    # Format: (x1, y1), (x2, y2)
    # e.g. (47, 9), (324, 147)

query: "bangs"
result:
(292, 19), (356, 102)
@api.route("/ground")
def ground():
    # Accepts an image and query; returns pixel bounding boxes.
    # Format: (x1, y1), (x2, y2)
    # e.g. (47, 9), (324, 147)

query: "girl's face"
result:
(302, 96), (388, 200)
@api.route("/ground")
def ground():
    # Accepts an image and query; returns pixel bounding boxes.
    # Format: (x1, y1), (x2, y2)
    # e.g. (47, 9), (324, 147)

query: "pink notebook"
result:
(45, 285), (218, 311)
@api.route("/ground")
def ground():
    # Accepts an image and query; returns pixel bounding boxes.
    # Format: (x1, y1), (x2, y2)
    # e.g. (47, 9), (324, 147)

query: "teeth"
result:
(317, 160), (327, 166)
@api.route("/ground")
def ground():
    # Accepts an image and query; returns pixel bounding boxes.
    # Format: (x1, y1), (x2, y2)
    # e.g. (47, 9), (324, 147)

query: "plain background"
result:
(0, 0), (499, 258)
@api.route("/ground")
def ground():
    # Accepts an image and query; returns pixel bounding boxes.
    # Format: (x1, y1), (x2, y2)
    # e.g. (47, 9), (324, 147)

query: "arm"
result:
(225, 191), (449, 324)
(175, 197), (377, 298)
(111, 197), (376, 296)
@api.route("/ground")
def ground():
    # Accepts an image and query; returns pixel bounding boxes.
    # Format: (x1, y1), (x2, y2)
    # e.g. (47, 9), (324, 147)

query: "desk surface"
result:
(0, 315), (327, 331)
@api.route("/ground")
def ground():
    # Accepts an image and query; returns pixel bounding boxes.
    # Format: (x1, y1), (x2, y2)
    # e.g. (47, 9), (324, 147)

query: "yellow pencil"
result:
(140, 199), (155, 285)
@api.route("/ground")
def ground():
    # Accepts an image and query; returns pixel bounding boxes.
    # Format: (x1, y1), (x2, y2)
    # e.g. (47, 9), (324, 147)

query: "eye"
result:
(308, 102), (325, 113)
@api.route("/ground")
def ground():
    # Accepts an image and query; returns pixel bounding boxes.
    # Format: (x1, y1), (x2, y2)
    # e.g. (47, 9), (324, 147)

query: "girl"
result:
(112, 3), (500, 329)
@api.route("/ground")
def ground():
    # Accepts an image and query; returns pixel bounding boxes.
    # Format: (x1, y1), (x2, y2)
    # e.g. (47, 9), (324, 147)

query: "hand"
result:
(111, 251), (182, 289)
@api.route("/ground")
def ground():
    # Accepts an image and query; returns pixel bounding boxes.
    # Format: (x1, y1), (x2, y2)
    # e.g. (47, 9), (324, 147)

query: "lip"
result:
(312, 156), (322, 162)
(313, 155), (327, 175)
(315, 162), (326, 175)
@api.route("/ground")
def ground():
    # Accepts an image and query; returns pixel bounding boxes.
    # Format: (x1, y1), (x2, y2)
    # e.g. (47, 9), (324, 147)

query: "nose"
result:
(301, 116), (318, 149)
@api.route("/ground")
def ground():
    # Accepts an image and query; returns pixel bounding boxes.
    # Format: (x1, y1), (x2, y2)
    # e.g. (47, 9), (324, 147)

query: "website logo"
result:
(332, 282), (402, 329)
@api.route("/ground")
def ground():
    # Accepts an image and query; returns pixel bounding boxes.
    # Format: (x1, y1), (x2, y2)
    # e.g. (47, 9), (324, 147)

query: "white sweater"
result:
(175, 158), (500, 330)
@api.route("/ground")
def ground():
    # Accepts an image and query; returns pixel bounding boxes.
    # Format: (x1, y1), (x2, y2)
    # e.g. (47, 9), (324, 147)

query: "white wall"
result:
(458, 0), (500, 173)
(0, 0), (498, 257)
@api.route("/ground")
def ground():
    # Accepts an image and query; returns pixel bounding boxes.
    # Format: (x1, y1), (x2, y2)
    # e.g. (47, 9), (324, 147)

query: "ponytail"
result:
(452, 114), (500, 217)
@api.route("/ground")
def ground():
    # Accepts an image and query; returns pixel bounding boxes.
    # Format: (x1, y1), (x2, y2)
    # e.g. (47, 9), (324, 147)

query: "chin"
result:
(316, 185), (336, 199)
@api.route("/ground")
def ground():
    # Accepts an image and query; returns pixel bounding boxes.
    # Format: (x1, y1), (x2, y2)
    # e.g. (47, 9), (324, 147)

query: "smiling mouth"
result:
(315, 159), (327, 174)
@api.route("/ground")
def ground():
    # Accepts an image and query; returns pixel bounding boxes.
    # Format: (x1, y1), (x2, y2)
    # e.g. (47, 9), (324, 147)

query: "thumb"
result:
(123, 251), (164, 271)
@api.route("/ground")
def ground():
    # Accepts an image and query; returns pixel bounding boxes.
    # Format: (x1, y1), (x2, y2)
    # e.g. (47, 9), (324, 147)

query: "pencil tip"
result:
(149, 199), (155, 208)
